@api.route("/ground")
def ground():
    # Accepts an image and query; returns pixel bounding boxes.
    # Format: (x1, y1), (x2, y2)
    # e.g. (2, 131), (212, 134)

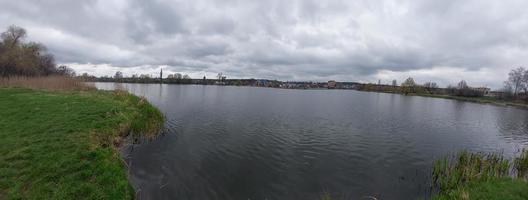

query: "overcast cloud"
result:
(1, 0), (528, 88)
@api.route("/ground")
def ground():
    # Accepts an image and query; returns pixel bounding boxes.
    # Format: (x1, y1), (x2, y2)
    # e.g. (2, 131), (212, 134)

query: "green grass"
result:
(433, 178), (528, 200)
(432, 151), (528, 200)
(0, 88), (164, 199)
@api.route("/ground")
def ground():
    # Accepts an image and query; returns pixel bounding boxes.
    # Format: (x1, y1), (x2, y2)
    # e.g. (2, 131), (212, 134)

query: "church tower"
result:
(160, 68), (163, 83)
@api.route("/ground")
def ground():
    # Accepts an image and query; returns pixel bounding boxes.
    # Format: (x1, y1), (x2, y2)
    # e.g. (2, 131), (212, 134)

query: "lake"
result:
(96, 83), (528, 200)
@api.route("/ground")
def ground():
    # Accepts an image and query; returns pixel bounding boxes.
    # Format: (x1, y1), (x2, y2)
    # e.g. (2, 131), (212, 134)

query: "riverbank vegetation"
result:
(357, 67), (528, 109)
(432, 150), (528, 199)
(0, 76), (92, 91)
(0, 87), (164, 199)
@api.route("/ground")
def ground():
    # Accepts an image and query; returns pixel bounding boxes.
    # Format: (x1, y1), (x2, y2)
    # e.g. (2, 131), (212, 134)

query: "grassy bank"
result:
(432, 151), (528, 199)
(0, 88), (164, 199)
(359, 88), (528, 109)
(411, 93), (528, 109)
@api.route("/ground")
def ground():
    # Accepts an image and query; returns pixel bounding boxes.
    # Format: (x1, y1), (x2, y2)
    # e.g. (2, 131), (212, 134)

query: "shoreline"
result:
(411, 93), (528, 109)
(353, 88), (528, 109)
(0, 88), (164, 199)
(92, 81), (528, 109)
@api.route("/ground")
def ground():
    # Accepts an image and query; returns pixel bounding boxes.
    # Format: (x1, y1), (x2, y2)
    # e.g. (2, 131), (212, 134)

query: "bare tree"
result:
(174, 73), (182, 79)
(505, 67), (526, 96)
(0, 26), (26, 76)
(56, 65), (76, 77)
(39, 54), (56, 76)
(217, 72), (226, 81)
(139, 74), (151, 79)
(523, 69), (528, 95)
(457, 80), (468, 89)
(424, 82), (438, 89)
(401, 77), (416, 94)
(500, 82), (514, 98)
(0, 25), (60, 77)
(1, 25), (26, 47)
(401, 77), (416, 87)
(114, 71), (123, 79)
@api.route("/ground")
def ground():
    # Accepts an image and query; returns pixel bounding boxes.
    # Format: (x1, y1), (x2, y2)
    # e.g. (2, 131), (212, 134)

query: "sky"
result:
(1, 0), (527, 89)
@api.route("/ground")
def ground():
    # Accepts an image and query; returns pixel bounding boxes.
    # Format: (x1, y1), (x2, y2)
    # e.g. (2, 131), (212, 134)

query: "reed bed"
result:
(432, 150), (528, 199)
(432, 151), (510, 191)
(0, 76), (94, 91)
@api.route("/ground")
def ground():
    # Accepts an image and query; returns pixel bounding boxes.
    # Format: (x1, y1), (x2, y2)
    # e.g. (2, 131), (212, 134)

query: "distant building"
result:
(328, 80), (337, 89)
(472, 87), (491, 95)
(488, 91), (505, 98)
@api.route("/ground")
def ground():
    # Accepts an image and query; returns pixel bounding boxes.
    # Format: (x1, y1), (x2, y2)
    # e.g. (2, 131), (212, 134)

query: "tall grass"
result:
(432, 150), (528, 197)
(0, 76), (94, 91)
(432, 151), (510, 191)
(514, 150), (528, 179)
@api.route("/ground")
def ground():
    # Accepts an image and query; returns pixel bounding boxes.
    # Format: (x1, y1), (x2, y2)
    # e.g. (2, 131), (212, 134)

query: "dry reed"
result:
(0, 76), (95, 91)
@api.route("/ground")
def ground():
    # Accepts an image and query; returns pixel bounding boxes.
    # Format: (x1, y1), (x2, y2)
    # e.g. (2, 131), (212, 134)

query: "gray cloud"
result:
(1, 0), (528, 88)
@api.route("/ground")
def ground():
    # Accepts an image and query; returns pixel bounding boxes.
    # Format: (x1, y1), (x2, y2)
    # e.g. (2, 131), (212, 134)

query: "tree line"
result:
(360, 77), (490, 97)
(0, 25), (74, 77)
(360, 68), (528, 101)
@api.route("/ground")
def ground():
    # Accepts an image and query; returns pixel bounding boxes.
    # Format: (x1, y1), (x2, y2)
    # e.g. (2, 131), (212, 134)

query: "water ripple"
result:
(95, 83), (528, 200)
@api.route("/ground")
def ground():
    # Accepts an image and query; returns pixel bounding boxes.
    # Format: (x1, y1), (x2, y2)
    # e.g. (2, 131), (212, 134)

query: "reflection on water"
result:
(96, 83), (528, 200)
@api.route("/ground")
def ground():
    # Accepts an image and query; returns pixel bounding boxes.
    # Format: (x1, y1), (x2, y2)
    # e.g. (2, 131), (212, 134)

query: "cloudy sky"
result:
(1, 0), (527, 88)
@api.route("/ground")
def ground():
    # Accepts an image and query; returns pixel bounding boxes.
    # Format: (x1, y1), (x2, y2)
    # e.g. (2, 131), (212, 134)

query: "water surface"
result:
(96, 83), (528, 200)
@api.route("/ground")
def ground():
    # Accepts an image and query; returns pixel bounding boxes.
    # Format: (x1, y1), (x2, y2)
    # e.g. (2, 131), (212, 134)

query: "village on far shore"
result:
(81, 68), (515, 100)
